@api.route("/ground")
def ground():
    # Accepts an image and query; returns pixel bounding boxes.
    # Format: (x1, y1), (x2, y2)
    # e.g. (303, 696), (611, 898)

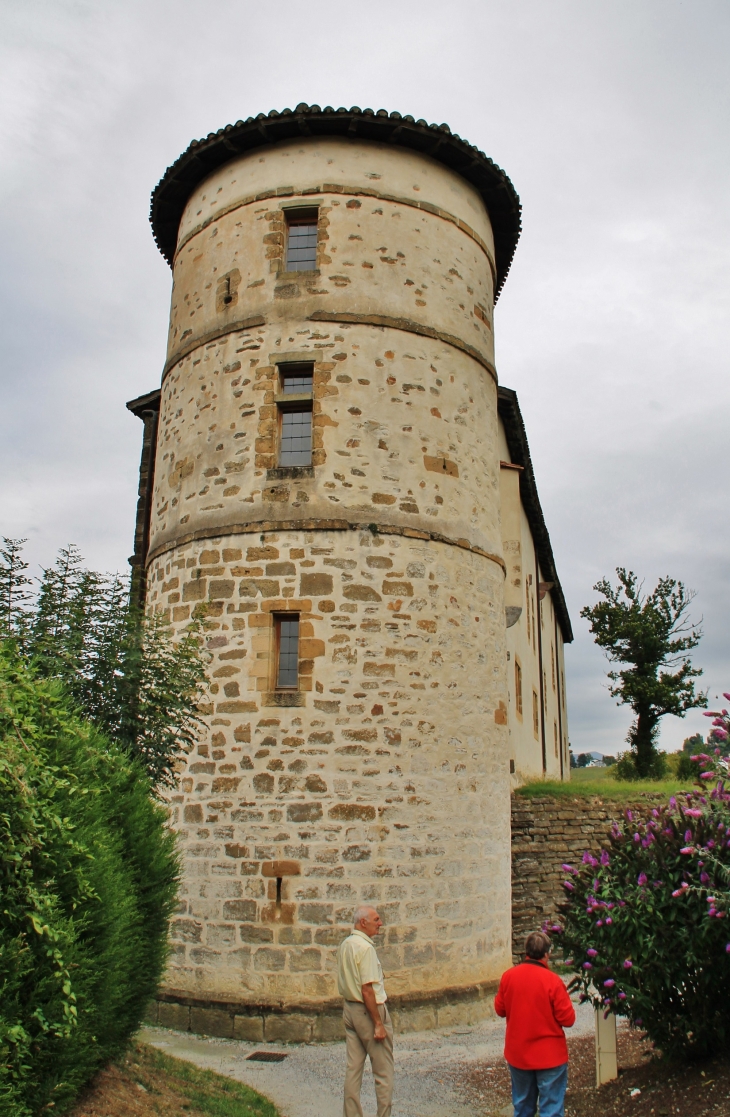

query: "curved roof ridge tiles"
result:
(149, 104), (521, 300)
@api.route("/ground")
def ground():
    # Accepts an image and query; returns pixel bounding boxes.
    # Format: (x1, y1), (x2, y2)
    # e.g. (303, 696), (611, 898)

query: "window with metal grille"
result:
(285, 209), (318, 271)
(275, 615), (299, 689)
(277, 364), (313, 467)
(280, 410), (312, 465)
(281, 368), (313, 394)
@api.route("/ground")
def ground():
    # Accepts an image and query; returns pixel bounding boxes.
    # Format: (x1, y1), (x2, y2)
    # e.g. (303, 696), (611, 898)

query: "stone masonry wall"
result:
(142, 794), (658, 1041)
(146, 529), (511, 1017)
(510, 794), (662, 960)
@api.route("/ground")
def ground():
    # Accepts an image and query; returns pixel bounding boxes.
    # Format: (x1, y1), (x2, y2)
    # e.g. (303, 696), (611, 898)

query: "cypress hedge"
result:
(0, 645), (179, 1116)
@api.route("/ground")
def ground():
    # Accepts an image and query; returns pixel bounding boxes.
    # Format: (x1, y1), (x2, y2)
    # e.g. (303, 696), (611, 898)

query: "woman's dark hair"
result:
(525, 931), (551, 959)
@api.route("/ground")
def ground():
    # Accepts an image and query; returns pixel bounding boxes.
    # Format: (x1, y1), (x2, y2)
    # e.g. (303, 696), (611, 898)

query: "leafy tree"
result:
(581, 569), (706, 779)
(683, 732), (706, 755)
(575, 752), (590, 768)
(0, 538), (208, 788)
(0, 538), (33, 645)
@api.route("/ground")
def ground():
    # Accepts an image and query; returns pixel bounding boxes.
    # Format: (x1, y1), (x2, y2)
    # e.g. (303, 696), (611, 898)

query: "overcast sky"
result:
(1, 0), (728, 755)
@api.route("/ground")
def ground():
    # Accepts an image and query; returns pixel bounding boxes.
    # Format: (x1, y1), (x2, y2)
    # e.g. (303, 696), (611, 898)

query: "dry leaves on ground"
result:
(454, 1024), (730, 1117)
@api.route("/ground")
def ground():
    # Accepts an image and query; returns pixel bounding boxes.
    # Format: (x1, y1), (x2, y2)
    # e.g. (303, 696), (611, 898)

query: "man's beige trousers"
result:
(342, 1001), (394, 1117)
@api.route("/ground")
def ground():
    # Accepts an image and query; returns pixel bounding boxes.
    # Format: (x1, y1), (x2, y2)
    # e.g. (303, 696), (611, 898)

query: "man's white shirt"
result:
(336, 929), (387, 1003)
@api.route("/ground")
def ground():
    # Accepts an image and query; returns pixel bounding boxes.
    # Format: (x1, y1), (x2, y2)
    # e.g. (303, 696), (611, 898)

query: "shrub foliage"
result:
(0, 645), (180, 1116)
(560, 736), (730, 1058)
(0, 538), (206, 1114)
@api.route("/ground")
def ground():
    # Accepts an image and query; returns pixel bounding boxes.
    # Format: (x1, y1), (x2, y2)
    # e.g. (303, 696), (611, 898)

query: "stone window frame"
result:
(261, 602), (308, 708)
(273, 612), (300, 690)
(514, 657), (523, 721)
(257, 350), (328, 478)
(268, 360), (315, 480)
(274, 202), (323, 280)
(283, 206), (319, 272)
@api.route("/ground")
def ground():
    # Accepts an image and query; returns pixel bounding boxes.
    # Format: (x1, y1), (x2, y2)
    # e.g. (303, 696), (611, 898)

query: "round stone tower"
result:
(142, 106), (522, 1041)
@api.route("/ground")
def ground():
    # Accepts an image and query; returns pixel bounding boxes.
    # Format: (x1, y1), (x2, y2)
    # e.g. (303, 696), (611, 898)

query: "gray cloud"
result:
(1, 0), (728, 753)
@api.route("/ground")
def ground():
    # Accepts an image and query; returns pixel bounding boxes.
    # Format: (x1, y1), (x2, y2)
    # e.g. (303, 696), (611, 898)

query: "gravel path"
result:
(140, 995), (594, 1117)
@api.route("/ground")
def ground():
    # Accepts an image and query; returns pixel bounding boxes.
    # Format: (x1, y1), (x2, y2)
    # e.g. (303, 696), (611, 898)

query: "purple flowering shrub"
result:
(558, 723), (730, 1059)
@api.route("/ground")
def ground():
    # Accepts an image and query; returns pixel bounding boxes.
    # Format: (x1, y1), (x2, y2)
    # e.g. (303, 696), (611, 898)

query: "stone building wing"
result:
(498, 387), (572, 644)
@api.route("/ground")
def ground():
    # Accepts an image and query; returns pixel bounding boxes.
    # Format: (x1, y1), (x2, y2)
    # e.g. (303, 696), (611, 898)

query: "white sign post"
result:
(595, 1009), (618, 1086)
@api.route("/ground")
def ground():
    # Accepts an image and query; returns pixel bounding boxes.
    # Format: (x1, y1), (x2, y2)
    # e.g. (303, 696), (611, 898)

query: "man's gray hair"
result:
(353, 905), (375, 927)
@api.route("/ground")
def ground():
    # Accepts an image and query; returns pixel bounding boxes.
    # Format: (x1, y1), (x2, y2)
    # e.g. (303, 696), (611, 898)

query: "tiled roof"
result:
(149, 104), (521, 300)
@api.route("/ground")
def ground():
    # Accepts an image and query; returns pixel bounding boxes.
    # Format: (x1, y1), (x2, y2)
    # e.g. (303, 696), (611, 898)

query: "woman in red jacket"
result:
(494, 931), (576, 1117)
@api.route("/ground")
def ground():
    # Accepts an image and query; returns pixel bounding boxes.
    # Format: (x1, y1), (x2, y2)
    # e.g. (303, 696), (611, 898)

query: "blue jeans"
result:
(508, 1063), (568, 1117)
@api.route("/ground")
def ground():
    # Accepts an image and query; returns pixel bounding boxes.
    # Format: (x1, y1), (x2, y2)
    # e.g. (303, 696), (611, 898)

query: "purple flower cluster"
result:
(558, 728), (730, 1041)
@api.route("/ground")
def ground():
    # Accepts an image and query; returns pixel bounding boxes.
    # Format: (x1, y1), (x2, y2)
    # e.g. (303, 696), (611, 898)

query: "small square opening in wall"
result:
(285, 208), (318, 271)
(280, 363), (313, 395)
(275, 614), (300, 690)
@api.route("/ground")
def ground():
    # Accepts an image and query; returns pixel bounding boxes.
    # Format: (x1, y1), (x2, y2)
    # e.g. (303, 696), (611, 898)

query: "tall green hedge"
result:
(0, 645), (179, 1116)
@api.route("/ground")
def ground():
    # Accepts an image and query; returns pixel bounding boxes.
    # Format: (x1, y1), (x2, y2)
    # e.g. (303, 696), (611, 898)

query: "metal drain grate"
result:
(247, 1051), (288, 1062)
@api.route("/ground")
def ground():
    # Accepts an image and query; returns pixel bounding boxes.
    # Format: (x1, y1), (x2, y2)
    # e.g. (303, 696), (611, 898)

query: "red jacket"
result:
(494, 958), (576, 1070)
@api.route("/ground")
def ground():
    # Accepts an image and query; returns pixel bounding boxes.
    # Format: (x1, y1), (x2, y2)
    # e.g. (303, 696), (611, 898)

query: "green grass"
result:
(570, 766), (618, 782)
(516, 771), (692, 800)
(138, 1045), (279, 1117)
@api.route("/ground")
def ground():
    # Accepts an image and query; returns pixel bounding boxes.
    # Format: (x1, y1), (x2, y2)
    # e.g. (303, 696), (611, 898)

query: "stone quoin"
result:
(128, 105), (573, 1041)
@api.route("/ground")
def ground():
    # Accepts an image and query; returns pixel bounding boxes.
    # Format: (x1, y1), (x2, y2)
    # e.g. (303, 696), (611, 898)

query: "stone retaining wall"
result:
(510, 793), (662, 959)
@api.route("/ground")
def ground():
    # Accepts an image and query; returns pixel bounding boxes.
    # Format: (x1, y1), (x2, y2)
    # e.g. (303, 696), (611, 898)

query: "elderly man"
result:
(495, 931), (576, 1117)
(336, 905), (394, 1117)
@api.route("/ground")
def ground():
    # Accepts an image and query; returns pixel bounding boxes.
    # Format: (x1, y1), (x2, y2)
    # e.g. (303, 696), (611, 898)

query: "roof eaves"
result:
(149, 104), (521, 301)
(126, 388), (161, 419)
